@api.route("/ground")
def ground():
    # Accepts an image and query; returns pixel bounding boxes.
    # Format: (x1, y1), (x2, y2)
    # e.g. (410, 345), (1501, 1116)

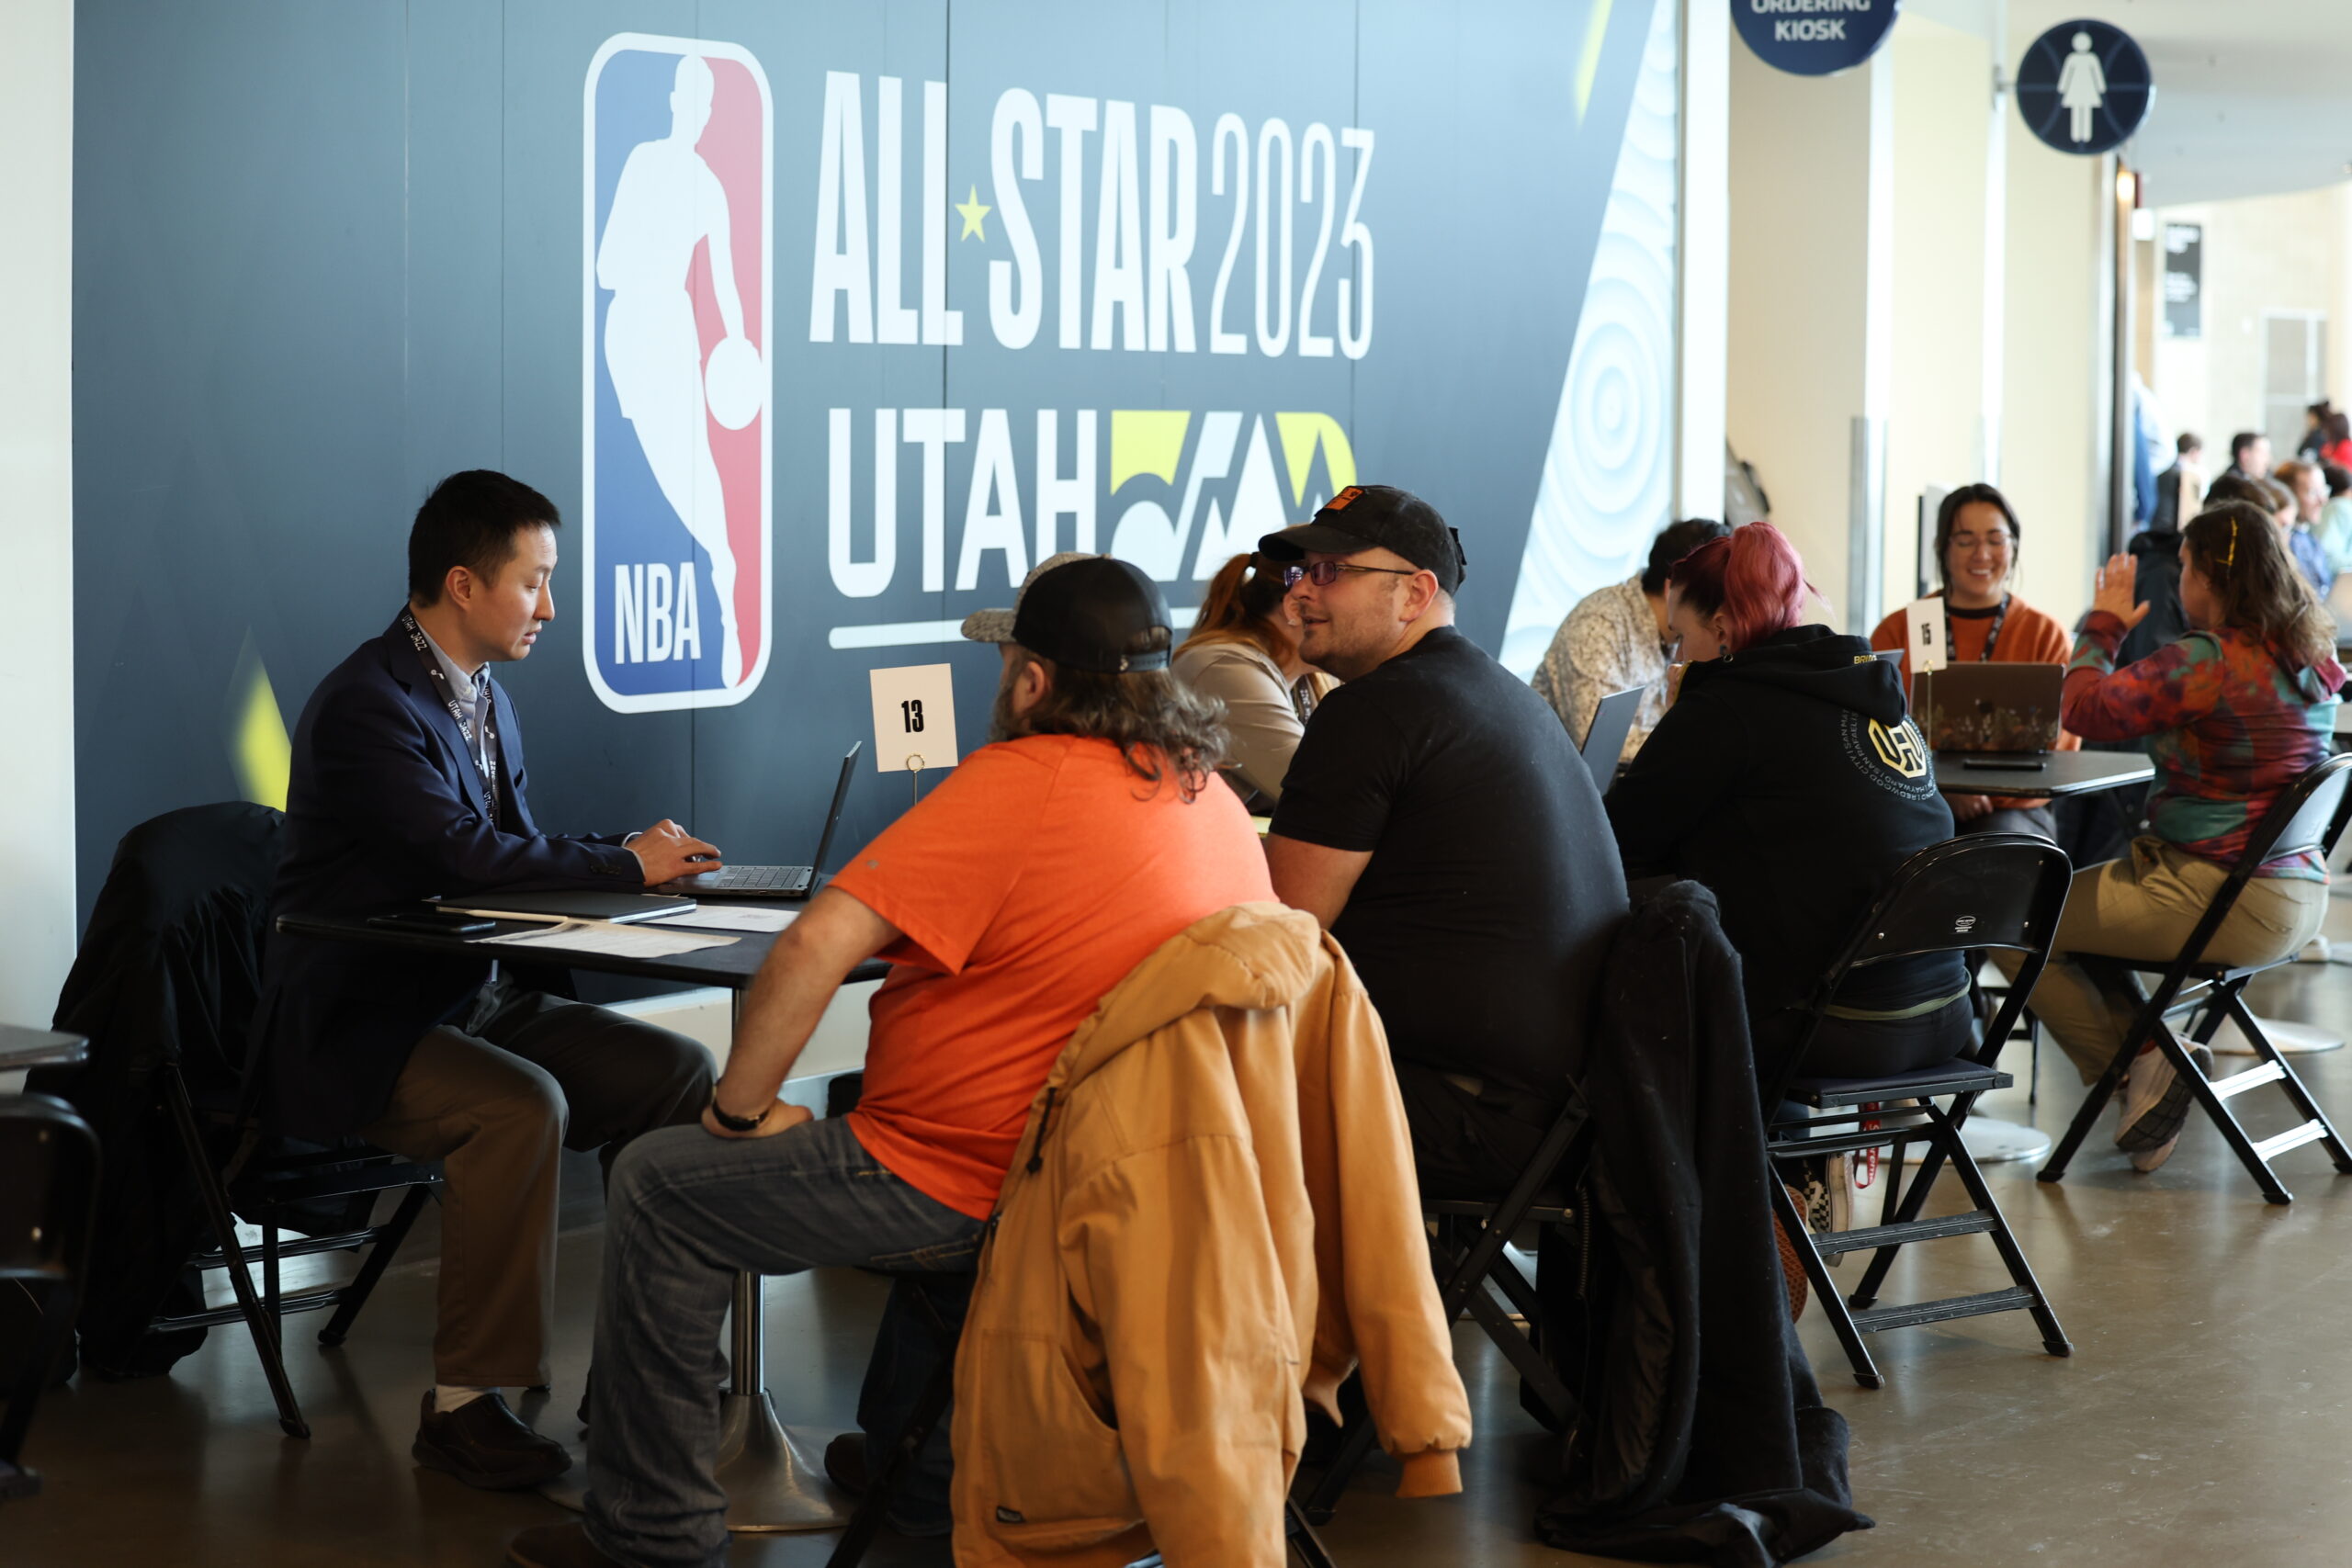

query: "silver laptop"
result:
(1578, 686), (1643, 785)
(660, 744), (861, 899)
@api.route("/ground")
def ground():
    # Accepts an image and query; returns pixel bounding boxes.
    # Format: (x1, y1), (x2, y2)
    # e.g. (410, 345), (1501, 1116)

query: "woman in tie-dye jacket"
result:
(2012, 500), (2345, 1172)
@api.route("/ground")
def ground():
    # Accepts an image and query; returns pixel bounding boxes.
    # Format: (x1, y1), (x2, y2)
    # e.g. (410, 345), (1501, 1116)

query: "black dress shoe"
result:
(507, 1522), (627, 1568)
(412, 1390), (571, 1491)
(823, 1431), (869, 1493)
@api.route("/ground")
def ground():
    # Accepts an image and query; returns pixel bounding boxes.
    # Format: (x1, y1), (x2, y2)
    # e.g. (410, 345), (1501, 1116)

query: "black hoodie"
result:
(1606, 625), (1963, 1032)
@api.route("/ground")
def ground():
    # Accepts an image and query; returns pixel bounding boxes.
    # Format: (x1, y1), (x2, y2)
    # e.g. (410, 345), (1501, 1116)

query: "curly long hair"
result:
(2182, 501), (2335, 669)
(989, 649), (1228, 802)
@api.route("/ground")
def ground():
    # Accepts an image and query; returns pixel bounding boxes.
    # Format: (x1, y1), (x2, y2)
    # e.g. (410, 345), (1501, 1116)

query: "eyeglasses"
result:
(1280, 561), (1418, 588)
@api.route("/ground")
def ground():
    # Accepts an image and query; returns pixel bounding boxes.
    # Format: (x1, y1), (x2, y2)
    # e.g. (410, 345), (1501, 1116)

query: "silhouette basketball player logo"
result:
(596, 55), (761, 687)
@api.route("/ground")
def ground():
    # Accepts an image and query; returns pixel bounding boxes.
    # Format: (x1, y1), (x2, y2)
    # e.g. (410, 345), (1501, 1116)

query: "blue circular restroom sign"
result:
(1733, 0), (1900, 76)
(2016, 20), (2153, 155)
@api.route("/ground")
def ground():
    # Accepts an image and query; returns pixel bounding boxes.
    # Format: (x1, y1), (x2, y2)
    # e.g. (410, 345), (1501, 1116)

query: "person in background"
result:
(2297, 400), (2335, 463)
(2154, 432), (2202, 535)
(2271, 464), (2334, 594)
(2316, 463), (2352, 579)
(1610, 524), (1966, 1094)
(2321, 412), (2352, 471)
(1532, 517), (1733, 764)
(1870, 484), (2078, 838)
(2007, 503), (2343, 1174)
(1259, 485), (1627, 1197)
(1170, 551), (1330, 807)
(2223, 431), (2272, 484)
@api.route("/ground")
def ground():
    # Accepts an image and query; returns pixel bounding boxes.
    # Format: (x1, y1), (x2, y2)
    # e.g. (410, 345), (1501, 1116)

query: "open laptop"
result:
(1577, 686), (1643, 784)
(1914, 663), (2064, 755)
(659, 743), (861, 899)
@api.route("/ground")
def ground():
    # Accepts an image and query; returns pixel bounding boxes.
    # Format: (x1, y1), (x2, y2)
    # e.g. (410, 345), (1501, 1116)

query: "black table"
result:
(0, 1025), (86, 1073)
(277, 907), (886, 1533)
(1935, 750), (2154, 798)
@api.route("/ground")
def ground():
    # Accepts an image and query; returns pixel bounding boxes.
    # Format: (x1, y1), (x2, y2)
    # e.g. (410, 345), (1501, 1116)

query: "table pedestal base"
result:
(713, 1395), (855, 1533)
(1897, 1116), (2052, 1165)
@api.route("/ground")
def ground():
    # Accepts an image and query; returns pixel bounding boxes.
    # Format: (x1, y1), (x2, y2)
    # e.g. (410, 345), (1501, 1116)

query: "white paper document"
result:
(646, 906), (800, 933)
(481, 920), (739, 958)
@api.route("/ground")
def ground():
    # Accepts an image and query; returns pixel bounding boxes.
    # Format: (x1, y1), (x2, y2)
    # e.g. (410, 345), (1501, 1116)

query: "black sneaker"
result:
(412, 1390), (571, 1491)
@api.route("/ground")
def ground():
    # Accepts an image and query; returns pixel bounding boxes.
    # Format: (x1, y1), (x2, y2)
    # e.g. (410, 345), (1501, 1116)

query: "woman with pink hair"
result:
(1607, 523), (1966, 1092)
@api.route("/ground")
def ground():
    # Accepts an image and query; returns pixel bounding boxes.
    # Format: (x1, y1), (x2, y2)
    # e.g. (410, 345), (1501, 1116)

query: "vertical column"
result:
(1725, 38), (1893, 627)
(1675, 0), (1729, 522)
(0, 0), (75, 1031)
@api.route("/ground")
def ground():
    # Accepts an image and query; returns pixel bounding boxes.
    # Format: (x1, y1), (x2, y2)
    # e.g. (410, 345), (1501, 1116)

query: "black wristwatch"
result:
(707, 1090), (771, 1134)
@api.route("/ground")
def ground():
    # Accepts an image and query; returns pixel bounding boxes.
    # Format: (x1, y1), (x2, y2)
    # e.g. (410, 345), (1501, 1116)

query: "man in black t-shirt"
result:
(1260, 486), (1627, 1196)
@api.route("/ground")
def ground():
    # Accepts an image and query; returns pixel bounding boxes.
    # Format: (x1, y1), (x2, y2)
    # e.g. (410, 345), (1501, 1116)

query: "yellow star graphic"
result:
(955, 185), (991, 242)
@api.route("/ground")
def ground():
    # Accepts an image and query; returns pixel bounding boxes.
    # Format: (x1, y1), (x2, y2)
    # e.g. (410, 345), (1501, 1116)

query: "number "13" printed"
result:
(899, 698), (925, 733)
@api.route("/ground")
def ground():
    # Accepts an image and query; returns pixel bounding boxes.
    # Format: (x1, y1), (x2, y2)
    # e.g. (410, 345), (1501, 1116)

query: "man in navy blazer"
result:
(254, 470), (720, 1492)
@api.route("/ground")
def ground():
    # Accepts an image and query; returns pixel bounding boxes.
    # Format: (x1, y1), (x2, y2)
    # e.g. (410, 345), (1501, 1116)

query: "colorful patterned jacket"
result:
(2064, 610), (2345, 878)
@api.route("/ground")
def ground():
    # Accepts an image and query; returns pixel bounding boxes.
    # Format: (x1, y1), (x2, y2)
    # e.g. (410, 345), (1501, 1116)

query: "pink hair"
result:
(1665, 522), (1815, 653)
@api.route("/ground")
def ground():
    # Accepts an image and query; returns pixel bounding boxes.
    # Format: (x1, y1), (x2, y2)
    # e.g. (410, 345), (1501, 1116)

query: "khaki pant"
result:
(1999, 838), (2329, 1085)
(359, 981), (712, 1387)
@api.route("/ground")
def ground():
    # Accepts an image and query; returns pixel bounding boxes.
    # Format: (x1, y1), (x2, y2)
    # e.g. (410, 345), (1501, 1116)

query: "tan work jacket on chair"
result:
(951, 902), (1472, 1567)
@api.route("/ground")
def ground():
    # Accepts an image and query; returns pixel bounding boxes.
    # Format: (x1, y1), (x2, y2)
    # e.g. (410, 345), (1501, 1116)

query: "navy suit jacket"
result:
(254, 616), (643, 1139)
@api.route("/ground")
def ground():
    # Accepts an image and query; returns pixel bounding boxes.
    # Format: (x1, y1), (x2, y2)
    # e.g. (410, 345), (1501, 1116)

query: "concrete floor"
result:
(14, 917), (2352, 1566)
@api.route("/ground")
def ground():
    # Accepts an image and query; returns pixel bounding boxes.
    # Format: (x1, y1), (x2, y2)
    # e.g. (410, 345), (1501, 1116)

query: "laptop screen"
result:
(807, 742), (863, 874)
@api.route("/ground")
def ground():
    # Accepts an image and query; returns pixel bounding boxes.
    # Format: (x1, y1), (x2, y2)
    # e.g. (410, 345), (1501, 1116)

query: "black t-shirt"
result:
(1271, 626), (1628, 1097)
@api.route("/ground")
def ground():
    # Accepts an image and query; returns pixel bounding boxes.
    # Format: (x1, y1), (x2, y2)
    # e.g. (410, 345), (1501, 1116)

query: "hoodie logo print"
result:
(1869, 719), (1928, 778)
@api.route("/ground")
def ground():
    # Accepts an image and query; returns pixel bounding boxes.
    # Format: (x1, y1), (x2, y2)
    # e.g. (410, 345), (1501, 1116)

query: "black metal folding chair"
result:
(1295, 1096), (1590, 1524)
(2039, 752), (2352, 1204)
(0, 1093), (100, 1501)
(1762, 834), (2075, 1389)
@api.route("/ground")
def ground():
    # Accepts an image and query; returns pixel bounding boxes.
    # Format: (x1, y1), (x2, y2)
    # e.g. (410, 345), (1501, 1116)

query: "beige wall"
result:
(1724, 43), (1879, 617)
(1885, 15), (1991, 610)
(0, 0), (76, 1028)
(1998, 125), (2104, 626)
(2149, 183), (2352, 470)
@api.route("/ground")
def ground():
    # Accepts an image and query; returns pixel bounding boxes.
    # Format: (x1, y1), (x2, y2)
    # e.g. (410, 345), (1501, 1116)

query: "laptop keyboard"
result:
(696, 864), (812, 892)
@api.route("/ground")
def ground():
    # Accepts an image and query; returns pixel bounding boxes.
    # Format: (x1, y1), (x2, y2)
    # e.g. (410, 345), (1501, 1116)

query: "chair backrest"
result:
(50, 803), (284, 1092)
(1832, 834), (2075, 973)
(1578, 686), (1643, 780)
(1765, 835), (2073, 1103)
(2230, 750), (2352, 875)
(0, 1096), (99, 1284)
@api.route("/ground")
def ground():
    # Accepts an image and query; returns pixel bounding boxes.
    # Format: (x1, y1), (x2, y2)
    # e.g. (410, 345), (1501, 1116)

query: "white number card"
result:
(1904, 597), (1949, 674)
(867, 664), (960, 775)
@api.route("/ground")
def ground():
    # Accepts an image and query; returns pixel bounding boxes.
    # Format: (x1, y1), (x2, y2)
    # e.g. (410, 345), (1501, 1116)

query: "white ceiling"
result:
(2007, 0), (2352, 206)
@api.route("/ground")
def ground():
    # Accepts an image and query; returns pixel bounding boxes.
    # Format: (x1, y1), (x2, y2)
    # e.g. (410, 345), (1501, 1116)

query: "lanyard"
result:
(398, 610), (502, 826)
(1947, 595), (2009, 663)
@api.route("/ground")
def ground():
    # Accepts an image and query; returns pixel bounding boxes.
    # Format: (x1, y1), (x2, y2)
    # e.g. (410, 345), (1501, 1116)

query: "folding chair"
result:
(827, 1272), (1337, 1568)
(158, 1061), (441, 1438)
(1762, 834), (2075, 1389)
(1296, 1096), (1590, 1524)
(2039, 752), (2352, 1204)
(53, 803), (443, 1439)
(0, 1093), (100, 1501)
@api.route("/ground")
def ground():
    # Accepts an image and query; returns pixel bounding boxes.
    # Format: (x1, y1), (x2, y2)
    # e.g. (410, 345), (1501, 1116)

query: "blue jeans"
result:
(584, 1114), (984, 1568)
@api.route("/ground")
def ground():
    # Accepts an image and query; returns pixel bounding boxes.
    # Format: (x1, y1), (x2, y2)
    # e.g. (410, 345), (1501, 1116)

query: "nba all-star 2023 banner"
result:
(582, 3), (1657, 715)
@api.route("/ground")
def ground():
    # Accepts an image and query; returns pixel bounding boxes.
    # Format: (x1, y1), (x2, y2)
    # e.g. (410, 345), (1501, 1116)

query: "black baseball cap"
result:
(1257, 485), (1467, 594)
(959, 552), (1174, 673)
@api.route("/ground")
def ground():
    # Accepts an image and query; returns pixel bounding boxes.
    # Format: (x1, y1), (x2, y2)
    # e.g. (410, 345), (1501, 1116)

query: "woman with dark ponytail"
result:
(1608, 522), (1968, 1091)
(1170, 553), (1331, 807)
(2005, 501), (2346, 1172)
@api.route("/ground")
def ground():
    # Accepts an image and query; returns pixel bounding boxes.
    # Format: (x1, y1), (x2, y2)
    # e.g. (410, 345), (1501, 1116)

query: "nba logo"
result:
(583, 35), (772, 711)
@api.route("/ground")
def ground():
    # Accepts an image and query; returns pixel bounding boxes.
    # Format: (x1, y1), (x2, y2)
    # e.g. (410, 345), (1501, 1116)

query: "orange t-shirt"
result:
(828, 734), (1273, 1219)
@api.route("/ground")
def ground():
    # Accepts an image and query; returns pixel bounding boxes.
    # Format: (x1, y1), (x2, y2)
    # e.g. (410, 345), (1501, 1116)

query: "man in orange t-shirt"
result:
(511, 556), (1271, 1568)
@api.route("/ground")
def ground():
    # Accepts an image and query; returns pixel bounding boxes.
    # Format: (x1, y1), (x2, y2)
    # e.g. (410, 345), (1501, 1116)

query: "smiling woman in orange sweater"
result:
(1871, 483), (2079, 836)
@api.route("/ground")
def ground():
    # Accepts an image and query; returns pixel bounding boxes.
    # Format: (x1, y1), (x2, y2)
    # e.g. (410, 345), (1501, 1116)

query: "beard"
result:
(987, 657), (1029, 743)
